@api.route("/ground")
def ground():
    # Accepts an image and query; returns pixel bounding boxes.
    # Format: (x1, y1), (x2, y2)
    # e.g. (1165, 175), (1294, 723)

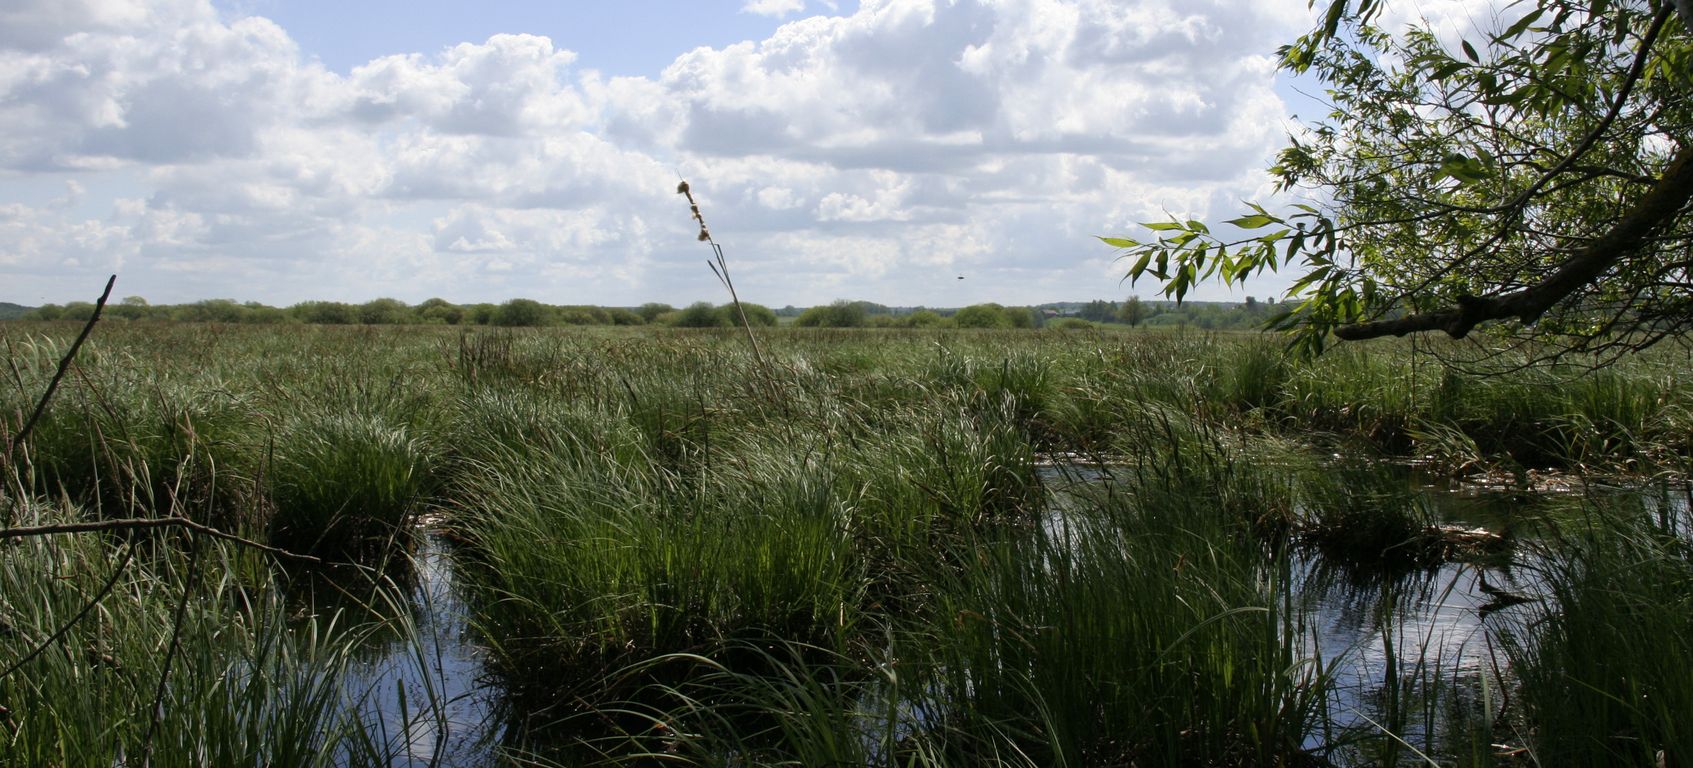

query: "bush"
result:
(416, 298), (465, 325)
(1002, 306), (1036, 328)
(906, 309), (946, 328)
(358, 298), (411, 325)
(637, 303), (676, 322)
(953, 303), (1009, 329)
(493, 298), (549, 327)
(720, 302), (778, 327)
(557, 306), (612, 325)
(795, 300), (867, 328)
(672, 301), (729, 328)
(290, 301), (357, 324)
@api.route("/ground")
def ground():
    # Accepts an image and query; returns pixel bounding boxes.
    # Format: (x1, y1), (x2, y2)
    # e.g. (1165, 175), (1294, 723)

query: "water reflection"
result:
(329, 532), (502, 767)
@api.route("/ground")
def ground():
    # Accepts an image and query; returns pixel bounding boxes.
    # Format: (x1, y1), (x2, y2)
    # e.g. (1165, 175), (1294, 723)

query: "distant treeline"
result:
(12, 296), (1286, 330)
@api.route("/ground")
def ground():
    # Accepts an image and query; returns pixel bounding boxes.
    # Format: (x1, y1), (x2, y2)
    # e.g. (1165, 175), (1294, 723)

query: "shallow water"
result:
(343, 467), (1688, 765)
(342, 532), (500, 766)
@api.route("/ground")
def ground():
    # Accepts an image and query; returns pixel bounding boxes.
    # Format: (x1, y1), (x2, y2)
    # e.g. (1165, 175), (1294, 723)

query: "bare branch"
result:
(0, 516), (323, 564)
(7, 275), (116, 455)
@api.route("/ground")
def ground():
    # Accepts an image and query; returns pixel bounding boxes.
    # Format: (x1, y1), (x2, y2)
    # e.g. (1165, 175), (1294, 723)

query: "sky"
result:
(0, 0), (1505, 309)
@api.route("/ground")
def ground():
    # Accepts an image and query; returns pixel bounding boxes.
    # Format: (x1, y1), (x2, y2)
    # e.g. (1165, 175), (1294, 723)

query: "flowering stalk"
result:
(677, 180), (767, 371)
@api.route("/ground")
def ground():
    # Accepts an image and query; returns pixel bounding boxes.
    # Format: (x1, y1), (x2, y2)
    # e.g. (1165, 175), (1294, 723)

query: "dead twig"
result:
(7, 275), (116, 455)
(0, 516), (322, 564)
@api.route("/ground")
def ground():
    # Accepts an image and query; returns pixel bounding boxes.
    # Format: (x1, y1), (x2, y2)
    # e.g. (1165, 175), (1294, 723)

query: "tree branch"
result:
(1335, 142), (1693, 340)
(0, 516), (322, 563)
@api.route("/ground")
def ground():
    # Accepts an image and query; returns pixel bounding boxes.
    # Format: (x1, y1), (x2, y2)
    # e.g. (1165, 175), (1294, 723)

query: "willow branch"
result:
(1335, 142), (1693, 340)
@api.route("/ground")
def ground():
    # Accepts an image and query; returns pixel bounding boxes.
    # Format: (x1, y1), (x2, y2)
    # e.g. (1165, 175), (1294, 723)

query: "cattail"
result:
(677, 180), (711, 242)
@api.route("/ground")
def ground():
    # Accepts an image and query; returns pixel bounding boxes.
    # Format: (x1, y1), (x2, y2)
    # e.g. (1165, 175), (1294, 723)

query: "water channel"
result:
(339, 467), (1689, 765)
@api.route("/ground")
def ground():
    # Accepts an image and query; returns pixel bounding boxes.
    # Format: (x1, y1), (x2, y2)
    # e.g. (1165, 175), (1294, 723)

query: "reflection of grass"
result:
(1299, 462), (1447, 569)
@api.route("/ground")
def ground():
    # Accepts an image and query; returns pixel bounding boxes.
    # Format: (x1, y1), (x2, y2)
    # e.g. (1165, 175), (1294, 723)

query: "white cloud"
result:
(0, 0), (1325, 307)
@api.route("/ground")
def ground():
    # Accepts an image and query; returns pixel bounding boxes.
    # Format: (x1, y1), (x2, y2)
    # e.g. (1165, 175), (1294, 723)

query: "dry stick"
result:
(140, 536), (202, 768)
(0, 516), (323, 563)
(0, 538), (138, 683)
(7, 275), (116, 454)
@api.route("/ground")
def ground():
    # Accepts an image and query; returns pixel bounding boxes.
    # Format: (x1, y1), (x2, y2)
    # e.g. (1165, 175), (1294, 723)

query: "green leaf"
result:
(1143, 221), (1184, 231)
(1225, 214), (1277, 229)
(1322, 0), (1349, 42)
(1498, 8), (1544, 42)
(1097, 236), (1140, 248)
(1437, 153), (1490, 184)
(1429, 61), (1469, 80)
(1460, 40), (1480, 63)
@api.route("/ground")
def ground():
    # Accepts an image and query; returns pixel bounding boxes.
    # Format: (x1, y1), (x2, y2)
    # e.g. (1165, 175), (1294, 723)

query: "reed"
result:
(0, 502), (418, 767)
(1502, 499), (1693, 765)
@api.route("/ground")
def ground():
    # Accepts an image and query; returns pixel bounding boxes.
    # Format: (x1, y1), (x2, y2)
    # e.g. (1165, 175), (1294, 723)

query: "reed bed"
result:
(2, 320), (1691, 765)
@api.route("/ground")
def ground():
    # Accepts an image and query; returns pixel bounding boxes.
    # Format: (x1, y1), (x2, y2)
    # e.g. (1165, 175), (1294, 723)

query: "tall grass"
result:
(0, 502), (422, 767)
(451, 425), (867, 702)
(5, 321), (1692, 765)
(268, 410), (438, 556)
(1502, 498), (1693, 765)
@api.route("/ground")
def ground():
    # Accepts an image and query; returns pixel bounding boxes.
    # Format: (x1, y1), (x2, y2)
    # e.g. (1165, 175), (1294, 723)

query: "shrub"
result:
(637, 303), (675, 322)
(358, 298), (411, 325)
(671, 301), (729, 328)
(794, 300), (866, 328)
(906, 309), (946, 327)
(721, 302), (778, 327)
(952, 303), (1009, 328)
(493, 298), (549, 327)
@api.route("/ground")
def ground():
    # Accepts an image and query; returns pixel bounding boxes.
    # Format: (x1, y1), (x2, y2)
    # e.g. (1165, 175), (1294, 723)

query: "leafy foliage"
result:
(1107, 0), (1693, 357)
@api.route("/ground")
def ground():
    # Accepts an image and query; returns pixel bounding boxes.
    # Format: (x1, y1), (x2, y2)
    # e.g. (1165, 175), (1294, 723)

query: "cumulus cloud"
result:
(0, 0), (1321, 307)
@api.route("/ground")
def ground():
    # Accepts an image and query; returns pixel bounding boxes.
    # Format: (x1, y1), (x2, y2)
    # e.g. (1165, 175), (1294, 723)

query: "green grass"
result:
(1503, 499), (1693, 766)
(0, 502), (417, 767)
(3, 321), (1692, 765)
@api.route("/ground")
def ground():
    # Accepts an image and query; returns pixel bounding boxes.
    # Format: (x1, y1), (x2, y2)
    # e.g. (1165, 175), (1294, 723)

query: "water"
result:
(340, 531), (500, 766)
(1038, 457), (1690, 760)
(331, 465), (1689, 765)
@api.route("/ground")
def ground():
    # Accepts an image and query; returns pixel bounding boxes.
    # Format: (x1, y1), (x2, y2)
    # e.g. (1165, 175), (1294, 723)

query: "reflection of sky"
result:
(1301, 555), (1540, 750)
(330, 468), (1690, 764)
(340, 533), (501, 767)
(1041, 458), (1693, 758)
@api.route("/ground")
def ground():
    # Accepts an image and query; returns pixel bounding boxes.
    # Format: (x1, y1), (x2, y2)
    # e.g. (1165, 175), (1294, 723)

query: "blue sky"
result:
(3, 0), (1448, 309)
(221, 1), (835, 78)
